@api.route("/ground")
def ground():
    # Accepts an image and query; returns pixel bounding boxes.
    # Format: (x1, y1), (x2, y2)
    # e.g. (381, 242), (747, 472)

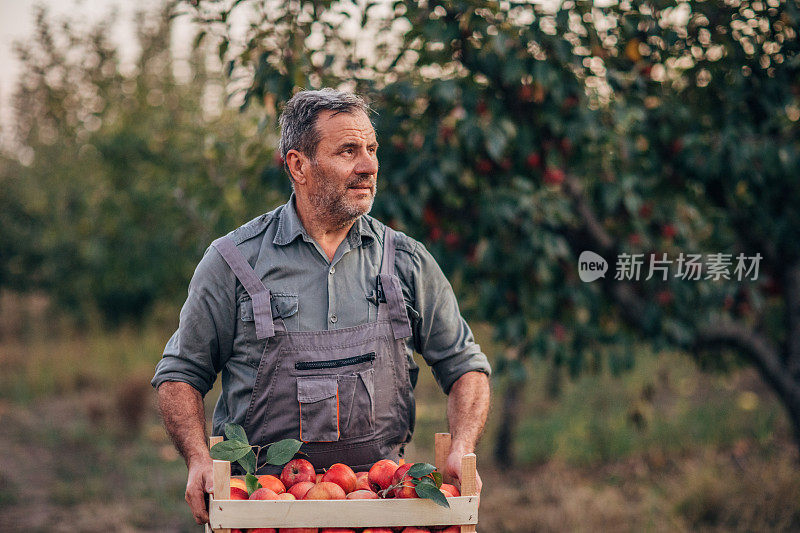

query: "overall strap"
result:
(211, 236), (275, 339)
(379, 226), (412, 340)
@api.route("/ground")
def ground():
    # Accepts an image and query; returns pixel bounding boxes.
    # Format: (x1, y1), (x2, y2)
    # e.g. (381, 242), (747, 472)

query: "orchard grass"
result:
(1, 295), (798, 531)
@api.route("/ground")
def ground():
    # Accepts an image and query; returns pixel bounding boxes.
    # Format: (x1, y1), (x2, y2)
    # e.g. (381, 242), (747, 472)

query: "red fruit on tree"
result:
(656, 290), (673, 306)
(543, 167), (565, 185)
(476, 158), (493, 175)
(525, 152), (542, 168)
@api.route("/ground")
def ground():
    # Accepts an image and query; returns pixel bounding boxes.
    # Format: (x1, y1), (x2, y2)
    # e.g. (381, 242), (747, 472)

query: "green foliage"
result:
(210, 423), (302, 475)
(1, 4), (283, 323)
(179, 0), (798, 387)
(413, 477), (450, 508)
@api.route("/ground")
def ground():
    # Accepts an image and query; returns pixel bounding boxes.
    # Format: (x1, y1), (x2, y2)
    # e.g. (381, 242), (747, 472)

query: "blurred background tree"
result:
(1, 0), (798, 465)
(1, 3), (283, 323)
(177, 0), (800, 463)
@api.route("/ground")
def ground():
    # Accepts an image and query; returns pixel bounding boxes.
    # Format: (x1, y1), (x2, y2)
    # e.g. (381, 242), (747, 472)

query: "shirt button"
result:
(329, 266), (335, 275)
(330, 314), (338, 323)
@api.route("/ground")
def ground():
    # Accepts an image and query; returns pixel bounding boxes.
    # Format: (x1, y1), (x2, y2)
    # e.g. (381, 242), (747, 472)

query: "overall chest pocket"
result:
(295, 357), (375, 443)
(240, 294), (299, 330)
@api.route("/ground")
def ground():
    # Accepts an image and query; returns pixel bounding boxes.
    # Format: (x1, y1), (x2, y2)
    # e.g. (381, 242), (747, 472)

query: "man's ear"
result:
(285, 149), (308, 185)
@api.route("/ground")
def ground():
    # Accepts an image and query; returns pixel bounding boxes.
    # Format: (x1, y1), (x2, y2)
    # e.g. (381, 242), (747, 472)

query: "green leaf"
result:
(225, 423), (249, 445)
(239, 449), (257, 475)
(415, 480), (450, 508)
(431, 471), (443, 488)
(210, 440), (253, 463)
(245, 473), (261, 495)
(407, 462), (436, 478)
(265, 438), (303, 465)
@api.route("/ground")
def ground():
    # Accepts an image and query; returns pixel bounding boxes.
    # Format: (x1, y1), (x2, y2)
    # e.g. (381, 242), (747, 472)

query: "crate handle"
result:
(207, 435), (231, 533)
(435, 432), (478, 532)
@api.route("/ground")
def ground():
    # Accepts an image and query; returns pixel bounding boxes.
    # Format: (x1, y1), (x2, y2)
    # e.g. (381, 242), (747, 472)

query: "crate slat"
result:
(209, 496), (479, 529)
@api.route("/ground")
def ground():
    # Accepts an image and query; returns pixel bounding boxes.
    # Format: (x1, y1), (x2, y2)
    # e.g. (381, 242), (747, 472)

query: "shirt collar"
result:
(273, 194), (376, 248)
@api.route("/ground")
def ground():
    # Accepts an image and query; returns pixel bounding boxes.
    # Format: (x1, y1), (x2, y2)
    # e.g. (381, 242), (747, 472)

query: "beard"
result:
(307, 163), (376, 228)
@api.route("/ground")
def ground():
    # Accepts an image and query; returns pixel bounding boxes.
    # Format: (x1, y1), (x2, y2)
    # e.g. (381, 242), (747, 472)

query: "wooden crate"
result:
(204, 432), (479, 532)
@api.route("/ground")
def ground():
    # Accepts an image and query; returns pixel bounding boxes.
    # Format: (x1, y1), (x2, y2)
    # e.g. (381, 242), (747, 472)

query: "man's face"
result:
(305, 109), (379, 225)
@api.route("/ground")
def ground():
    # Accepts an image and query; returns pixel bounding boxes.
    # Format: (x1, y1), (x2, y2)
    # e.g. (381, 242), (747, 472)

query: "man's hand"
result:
(156, 381), (213, 524)
(445, 371), (490, 495)
(185, 455), (213, 524)
(444, 446), (483, 494)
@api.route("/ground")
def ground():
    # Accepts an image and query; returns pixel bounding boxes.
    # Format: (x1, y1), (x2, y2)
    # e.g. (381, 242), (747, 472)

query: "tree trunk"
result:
(494, 376), (524, 465)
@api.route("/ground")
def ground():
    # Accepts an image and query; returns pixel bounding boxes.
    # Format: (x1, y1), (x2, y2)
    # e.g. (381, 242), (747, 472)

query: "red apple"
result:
(391, 463), (418, 499)
(321, 463), (358, 494)
(277, 492), (296, 500)
(303, 481), (346, 500)
(319, 529), (357, 533)
(288, 481), (315, 500)
(368, 459), (399, 492)
(278, 529), (318, 533)
(354, 471), (371, 492)
(258, 474), (286, 494)
(439, 484), (460, 497)
(346, 489), (380, 499)
(249, 529), (277, 533)
(316, 473), (324, 483)
(249, 487), (280, 500)
(401, 528), (431, 532)
(362, 529), (395, 533)
(229, 486), (249, 500)
(280, 458), (316, 489)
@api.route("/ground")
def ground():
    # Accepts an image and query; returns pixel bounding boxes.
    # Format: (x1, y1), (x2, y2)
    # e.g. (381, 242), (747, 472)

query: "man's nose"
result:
(354, 148), (378, 175)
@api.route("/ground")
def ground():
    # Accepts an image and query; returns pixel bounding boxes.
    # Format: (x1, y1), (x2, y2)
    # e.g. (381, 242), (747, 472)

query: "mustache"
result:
(346, 176), (375, 189)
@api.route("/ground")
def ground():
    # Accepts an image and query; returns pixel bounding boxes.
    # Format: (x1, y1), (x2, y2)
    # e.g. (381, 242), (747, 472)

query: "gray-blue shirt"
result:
(151, 196), (491, 426)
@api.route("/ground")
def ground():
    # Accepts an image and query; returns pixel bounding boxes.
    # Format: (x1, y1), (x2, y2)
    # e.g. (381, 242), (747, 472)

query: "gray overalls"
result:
(211, 226), (415, 473)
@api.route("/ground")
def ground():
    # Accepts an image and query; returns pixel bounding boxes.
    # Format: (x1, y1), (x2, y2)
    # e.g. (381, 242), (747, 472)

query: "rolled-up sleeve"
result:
(151, 245), (236, 396)
(404, 241), (491, 394)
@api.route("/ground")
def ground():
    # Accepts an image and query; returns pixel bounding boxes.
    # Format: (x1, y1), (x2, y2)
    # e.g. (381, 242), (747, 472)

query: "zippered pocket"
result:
(295, 352), (376, 371)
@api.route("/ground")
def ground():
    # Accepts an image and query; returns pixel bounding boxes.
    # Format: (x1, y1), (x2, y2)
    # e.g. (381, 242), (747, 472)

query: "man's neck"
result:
(294, 194), (356, 263)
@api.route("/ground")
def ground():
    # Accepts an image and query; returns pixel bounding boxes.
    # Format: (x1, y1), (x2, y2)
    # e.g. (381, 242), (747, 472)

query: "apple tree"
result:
(186, 0), (800, 462)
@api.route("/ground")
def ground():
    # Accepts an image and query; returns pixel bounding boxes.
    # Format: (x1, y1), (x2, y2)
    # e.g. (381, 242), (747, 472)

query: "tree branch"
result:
(785, 261), (800, 379)
(694, 320), (796, 402)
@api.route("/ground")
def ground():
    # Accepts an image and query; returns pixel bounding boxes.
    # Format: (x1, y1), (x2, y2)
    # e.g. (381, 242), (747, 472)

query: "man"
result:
(152, 88), (491, 524)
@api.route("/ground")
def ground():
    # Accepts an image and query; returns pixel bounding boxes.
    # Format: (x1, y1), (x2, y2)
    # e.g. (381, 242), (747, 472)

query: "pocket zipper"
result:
(295, 352), (376, 370)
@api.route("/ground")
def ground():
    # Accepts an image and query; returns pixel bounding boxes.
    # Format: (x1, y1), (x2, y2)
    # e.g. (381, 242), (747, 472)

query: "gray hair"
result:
(278, 88), (373, 167)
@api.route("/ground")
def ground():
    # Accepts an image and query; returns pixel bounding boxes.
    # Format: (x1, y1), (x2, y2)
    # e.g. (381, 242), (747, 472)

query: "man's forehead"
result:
(315, 109), (376, 143)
